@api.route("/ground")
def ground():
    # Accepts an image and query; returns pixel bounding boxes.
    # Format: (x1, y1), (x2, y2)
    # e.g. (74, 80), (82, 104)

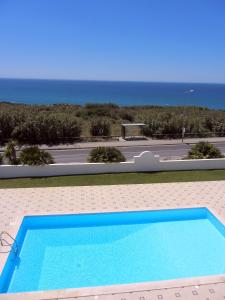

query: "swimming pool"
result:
(0, 208), (225, 294)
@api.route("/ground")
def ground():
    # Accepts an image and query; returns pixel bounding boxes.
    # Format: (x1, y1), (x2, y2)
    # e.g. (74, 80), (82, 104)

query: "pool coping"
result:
(1, 274), (225, 300)
(1, 204), (225, 300)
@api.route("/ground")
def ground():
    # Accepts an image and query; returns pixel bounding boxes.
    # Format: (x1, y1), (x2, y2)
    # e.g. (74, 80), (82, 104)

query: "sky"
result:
(0, 0), (225, 83)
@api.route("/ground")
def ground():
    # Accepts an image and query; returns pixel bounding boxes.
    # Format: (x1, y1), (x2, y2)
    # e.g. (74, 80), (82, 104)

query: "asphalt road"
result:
(49, 142), (225, 163)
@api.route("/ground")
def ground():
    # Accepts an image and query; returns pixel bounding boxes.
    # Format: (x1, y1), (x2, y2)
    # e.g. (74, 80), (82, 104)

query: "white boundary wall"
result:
(1, 151), (225, 178)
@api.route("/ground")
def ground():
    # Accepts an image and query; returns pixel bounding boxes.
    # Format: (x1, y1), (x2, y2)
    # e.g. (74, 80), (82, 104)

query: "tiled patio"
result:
(0, 181), (225, 300)
(61, 282), (225, 300)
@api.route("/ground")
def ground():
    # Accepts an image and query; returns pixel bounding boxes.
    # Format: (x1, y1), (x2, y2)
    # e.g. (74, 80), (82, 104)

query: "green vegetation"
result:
(1, 102), (225, 145)
(0, 103), (81, 145)
(4, 140), (20, 165)
(90, 120), (111, 136)
(20, 146), (54, 165)
(88, 147), (126, 163)
(0, 153), (2, 164)
(187, 142), (224, 159)
(3, 141), (54, 165)
(1, 170), (225, 189)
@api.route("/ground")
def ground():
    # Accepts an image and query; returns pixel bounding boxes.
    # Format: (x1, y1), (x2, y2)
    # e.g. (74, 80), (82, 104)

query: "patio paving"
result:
(0, 181), (225, 300)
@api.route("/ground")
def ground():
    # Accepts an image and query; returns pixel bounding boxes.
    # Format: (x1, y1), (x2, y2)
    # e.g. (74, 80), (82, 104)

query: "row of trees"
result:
(0, 112), (82, 145)
(0, 112), (111, 145)
(1, 102), (225, 145)
(143, 112), (225, 138)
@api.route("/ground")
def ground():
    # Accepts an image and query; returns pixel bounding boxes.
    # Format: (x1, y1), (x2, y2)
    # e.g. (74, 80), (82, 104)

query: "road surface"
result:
(1, 142), (225, 164)
(48, 142), (225, 163)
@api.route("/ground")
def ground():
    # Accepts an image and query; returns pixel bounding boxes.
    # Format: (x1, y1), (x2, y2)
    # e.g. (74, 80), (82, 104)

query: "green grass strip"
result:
(0, 169), (225, 189)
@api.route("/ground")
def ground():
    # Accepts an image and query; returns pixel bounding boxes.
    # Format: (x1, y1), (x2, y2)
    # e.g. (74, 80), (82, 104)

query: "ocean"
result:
(0, 78), (225, 109)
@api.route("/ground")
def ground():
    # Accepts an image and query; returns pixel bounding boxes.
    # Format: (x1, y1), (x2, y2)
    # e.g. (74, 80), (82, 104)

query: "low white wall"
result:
(1, 151), (225, 178)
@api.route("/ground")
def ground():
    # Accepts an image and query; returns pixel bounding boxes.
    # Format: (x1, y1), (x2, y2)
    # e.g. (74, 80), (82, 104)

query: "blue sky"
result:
(0, 0), (225, 83)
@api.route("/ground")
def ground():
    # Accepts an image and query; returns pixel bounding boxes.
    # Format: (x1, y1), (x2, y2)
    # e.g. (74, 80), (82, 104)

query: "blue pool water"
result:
(0, 208), (225, 294)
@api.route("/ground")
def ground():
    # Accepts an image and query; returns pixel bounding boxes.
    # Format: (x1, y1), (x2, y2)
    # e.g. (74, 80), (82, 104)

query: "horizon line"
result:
(0, 76), (225, 85)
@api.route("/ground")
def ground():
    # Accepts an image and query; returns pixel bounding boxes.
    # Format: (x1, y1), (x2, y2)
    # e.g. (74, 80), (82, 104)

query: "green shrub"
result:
(4, 140), (20, 165)
(187, 142), (224, 159)
(90, 120), (111, 136)
(0, 153), (2, 164)
(120, 111), (134, 122)
(11, 115), (81, 145)
(88, 147), (126, 163)
(1, 102), (225, 143)
(84, 103), (118, 117)
(20, 146), (54, 165)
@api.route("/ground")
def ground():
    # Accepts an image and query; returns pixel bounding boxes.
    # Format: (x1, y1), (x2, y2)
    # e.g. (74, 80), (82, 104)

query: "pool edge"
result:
(1, 205), (225, 299)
